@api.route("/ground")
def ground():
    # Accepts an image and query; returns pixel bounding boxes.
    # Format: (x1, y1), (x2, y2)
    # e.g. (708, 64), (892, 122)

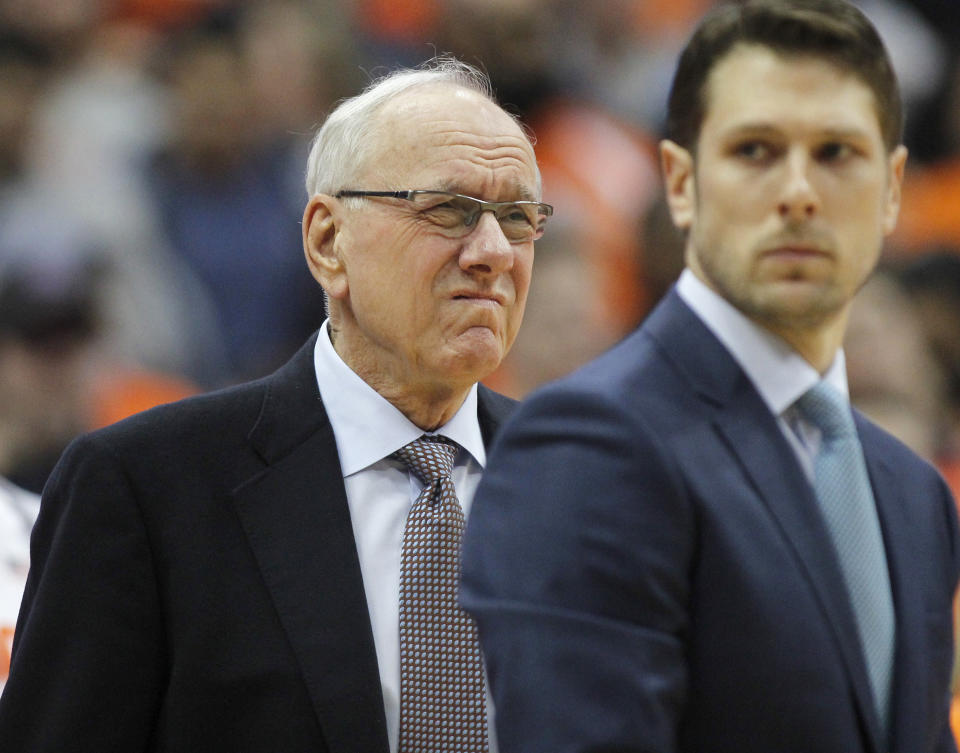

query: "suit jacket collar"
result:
(645, 290), (889, 753)
(675, 269), (833, 416)
(233, 333), (514, 753)
(247, 332), (513, 465)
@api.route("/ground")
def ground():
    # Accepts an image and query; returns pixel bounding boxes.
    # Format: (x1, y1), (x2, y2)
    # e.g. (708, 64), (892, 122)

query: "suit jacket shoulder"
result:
(0, 333), (389, 753)
(463, 291), (960, 753)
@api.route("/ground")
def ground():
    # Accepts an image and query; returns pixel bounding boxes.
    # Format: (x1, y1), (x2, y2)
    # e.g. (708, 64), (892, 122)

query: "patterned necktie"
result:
(392, 435), (489, 753)
(796, 382), (896, 732)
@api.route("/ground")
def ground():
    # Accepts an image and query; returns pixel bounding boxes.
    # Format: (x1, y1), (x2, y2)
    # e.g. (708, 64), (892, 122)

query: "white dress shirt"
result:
(676, 269), (849, 479)
(313, 321), (497, 753)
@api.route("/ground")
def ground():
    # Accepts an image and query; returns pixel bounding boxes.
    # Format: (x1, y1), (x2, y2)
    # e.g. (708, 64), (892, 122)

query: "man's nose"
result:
(777, 151), (820, 221)
(459, 211), (515, 275)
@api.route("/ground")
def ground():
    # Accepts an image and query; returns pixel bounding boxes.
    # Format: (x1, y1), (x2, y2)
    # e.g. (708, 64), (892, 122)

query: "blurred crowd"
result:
(0, 0), (956, 495)
(0, 0), (959, 659)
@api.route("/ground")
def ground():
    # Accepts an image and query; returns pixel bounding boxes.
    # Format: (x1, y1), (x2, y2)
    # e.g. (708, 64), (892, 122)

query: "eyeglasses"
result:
(335, 190), (553, 243)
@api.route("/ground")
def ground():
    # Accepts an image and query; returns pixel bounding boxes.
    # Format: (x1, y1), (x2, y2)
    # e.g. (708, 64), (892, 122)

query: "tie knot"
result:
(392, 435), (458, 484)
(795, 381), (855, 440)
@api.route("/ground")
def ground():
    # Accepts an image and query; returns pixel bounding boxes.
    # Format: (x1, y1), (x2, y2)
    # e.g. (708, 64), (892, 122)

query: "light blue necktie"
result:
(796, 381), (895, 733)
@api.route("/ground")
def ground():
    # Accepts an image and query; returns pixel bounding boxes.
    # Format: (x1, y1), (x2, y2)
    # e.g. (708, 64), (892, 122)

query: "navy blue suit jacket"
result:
(0, 333), (516, 753)
(462, 290), (960, 753)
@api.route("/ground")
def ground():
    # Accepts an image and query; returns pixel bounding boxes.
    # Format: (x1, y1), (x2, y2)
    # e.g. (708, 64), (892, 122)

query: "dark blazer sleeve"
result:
(0, 337), (342, 753)
(1, 433), (168, 750)
(464, 291), (960, 753)
(462, 380), (694, 753)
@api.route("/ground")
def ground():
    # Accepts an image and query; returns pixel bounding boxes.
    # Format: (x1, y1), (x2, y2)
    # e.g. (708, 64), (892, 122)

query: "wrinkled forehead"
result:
(366, 85), (540, 196)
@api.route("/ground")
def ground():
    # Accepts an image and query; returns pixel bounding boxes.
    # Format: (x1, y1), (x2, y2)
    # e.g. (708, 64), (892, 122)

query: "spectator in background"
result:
(238, 0), (361, 185)
(0, 10), (223, 388)
(0, 476), (38, 694)
(0, 209), (199, 494)
(845, 268), (951, 464)
(0, 247), (104, 493)
(899, 253), (960, 492)
(432, 0), (560, 118)
(147, 16), (325, 386)
(900, 253), (960, 426)
(0, 34), (51, 191)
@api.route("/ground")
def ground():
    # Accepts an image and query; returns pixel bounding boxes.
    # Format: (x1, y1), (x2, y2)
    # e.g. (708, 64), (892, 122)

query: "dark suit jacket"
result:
(0, 333), (516, 753)
(461, 290), (960, 753)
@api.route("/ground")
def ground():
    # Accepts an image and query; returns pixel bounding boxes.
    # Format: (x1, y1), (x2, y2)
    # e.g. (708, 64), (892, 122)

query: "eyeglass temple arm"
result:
(334, 190), (415, 199)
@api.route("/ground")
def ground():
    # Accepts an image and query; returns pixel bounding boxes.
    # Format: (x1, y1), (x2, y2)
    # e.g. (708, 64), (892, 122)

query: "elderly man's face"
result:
(316, 86), (539, 396)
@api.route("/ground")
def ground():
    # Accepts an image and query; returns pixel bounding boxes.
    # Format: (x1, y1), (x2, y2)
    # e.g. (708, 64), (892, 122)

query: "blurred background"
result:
(0, 0), (959, 715)
(0, 0), (956, 502)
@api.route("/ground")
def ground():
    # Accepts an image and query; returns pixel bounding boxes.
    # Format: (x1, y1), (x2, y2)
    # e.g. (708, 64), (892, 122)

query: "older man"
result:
(462, 2), (959, 753)
(0, 57), (550, 753)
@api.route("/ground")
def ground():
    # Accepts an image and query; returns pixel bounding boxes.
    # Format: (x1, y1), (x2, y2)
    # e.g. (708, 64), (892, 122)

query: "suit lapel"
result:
(859, 424), (925, 753)
(646, 292), (885, 752)
(227, 338), (516, 753)
(477, 384), (517, 448)
(714, 392), (884, 752)
(230, 335), (389, 753)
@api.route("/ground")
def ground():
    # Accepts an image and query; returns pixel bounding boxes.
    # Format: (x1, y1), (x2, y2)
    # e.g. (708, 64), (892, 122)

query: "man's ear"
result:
(882, 144), (908, 237)
(303, 194), (348, 301)
(660, 139), (695, 232)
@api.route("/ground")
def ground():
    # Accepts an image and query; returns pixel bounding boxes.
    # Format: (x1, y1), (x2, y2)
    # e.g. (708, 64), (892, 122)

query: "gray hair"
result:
(304, 57), (530, 197)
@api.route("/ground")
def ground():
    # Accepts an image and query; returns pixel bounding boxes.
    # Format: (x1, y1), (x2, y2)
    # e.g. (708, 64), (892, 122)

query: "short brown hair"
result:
(665, 0), (902, 152)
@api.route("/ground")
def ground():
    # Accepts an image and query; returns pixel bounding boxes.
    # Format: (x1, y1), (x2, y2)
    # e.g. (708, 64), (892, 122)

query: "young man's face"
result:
(662, 43), (906, 338)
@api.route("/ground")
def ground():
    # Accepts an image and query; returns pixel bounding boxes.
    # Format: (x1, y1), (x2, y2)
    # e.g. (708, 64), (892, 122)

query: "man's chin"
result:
(745, 283), (846, 330)
(441, 329), (506, 381)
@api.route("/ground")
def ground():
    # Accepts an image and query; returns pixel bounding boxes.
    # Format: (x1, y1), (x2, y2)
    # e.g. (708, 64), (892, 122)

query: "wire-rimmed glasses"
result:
(335, 190), (553, 243)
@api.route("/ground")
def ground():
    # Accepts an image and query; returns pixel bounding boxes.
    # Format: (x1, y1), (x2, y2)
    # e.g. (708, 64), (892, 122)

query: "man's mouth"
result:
(452, 291), (505, 306)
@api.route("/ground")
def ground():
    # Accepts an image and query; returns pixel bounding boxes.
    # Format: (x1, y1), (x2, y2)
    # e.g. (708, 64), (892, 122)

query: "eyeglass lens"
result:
(411, 192), (545, 241)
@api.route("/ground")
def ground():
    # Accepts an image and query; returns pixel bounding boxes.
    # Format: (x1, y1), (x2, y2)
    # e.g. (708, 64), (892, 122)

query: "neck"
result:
(762, 308), (849, 374)
(682, 265), (851, 375)
(328, 321), (472, 431)
(377, 383), (471, 431)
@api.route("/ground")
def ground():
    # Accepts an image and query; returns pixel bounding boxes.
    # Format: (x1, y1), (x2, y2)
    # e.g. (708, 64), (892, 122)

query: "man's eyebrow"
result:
(430, 180), (540, 202)
(816, 127), (874, 142)
(720, 122), (873, 141)
(721, 122), (781, 137)
(510, 180), (538, 202)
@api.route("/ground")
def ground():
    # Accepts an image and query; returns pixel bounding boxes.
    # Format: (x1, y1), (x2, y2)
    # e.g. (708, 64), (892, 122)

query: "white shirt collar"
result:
(313, 321), (486, 477)
(675, 269), (848, 415)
